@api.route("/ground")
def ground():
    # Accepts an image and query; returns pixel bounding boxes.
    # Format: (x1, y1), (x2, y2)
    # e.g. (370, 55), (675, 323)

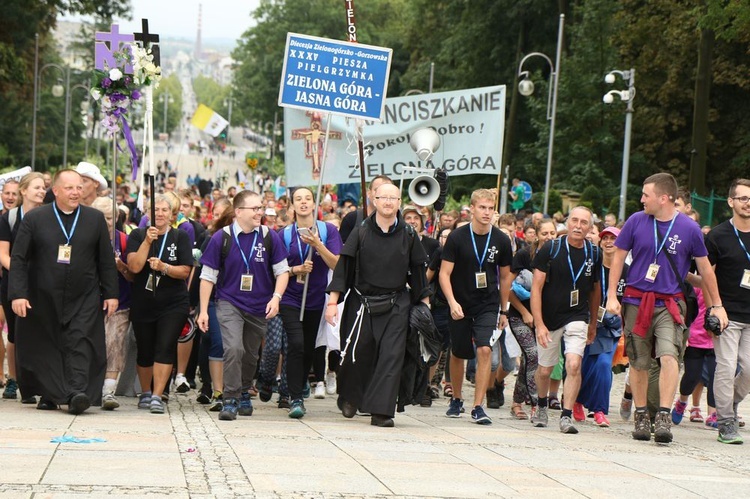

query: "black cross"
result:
(133, 18), (161, 67)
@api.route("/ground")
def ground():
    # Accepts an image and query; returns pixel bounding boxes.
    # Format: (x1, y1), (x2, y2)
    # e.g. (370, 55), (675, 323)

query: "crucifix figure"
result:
(291, 111), (342, 180)
(133, 18), (161, 67)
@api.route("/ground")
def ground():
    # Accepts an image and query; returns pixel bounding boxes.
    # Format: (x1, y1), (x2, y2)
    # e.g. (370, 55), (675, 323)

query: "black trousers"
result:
(279, 305), (324, 400)
(337, 290), (409, 418)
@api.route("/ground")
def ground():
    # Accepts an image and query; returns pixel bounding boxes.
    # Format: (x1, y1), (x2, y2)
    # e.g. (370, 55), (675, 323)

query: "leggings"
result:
(508, 316), (539, 406)
(258, 315), (288, 397)
(132, 312), (187, 366)
(680, 346), (716, 407)
(279, 305), (324, 400)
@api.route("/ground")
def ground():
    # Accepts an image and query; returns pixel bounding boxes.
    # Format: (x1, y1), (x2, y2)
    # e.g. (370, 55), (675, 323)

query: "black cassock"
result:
(9, 203), (118, 405)
(327, 213), (430, 418)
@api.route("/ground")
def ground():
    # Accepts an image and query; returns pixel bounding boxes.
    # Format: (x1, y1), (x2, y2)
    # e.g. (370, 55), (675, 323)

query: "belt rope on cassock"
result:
(340, 302), (365, 365)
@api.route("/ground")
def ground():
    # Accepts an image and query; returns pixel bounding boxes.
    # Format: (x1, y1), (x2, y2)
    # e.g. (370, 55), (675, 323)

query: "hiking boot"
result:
(2, 378), (18, 399)
(21, 396), (37, 405)
(531, 405), (548, 427)
(671, 399), (688, 425)
(238, 392), (253, 416)
(486, 385), (501, 409)
(632, 410), (651, 441)
(653, 411), (673, 443)
(718, 419), (743, 445)
(219, 398), (238, 421)
(288, 398), (306, 419)
(420, 388), (433, 407)
(559, 415), (579, 434)
(446, 397), (463, 418)
(619, 397), (633, 421)
(101, 393), (119, 410)
(573, 402), (586, 422)
(471, 405), (492, 425)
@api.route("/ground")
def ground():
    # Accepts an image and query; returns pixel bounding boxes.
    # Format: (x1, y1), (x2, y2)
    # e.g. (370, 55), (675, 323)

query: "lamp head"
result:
(602, 92), (615, 104)
(605, 73), (616, 84)
(409, 127), (441, 161)
(518, 78), (535, 97)
(52, 83), (64, 98)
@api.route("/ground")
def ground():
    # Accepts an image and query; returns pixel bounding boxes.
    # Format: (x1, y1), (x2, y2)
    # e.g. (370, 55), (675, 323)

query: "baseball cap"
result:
(401, 205), (424, 220)
(600, 226), (621, 239)
(265, 207), (277, 217)
(75, 162), (107, 190)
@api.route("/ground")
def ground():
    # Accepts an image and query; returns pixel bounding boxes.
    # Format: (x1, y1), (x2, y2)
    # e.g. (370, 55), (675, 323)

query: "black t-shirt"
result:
(428, 247), (447, 306)
(126, 227), (193, 320)
(602, 263), (629, 305)
(705, 220), (750, 323)
(339, 209), (361, 244)
(419, 235), (440, 262)
(0, 209), (22, 301)
(441, 224), (513, 316)
(509, 247), (533, 319)
(532, 236), (601, 331)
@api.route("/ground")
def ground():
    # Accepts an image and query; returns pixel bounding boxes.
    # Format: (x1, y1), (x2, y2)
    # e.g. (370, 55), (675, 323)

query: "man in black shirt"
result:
(402, 205), (439, 261)
(439, 189), (513, 425)
(338, 175), (392, 243)
(325, 183), (430, 427)
(705, 178), (750, 444)
(531, 206), (601, 434)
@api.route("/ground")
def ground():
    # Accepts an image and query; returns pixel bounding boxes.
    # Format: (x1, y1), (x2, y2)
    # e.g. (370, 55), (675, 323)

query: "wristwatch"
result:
(499, 310), (508, 315)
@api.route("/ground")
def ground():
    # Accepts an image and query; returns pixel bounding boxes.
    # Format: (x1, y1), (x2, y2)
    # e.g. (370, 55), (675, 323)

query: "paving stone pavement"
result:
(2, 372), (750, 498)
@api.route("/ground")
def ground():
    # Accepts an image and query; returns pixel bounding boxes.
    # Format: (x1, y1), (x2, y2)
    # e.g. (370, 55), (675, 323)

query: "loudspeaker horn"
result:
(409, 128), (441, 161)
(408, 175), (441, 206)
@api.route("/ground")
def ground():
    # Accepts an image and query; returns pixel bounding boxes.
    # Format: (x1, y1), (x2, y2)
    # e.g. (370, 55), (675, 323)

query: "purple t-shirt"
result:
(616, 211), (706, 302)
(114, 229), (132, 311)
(201, 223), (288, 316)
(280, 222), (343, 310)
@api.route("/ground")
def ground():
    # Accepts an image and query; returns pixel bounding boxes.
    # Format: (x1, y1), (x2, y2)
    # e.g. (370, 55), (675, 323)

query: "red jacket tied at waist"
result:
(624, 286), (685, 337)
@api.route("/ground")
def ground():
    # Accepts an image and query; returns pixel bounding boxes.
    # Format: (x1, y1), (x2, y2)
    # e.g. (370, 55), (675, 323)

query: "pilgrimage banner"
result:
(283, 85), (506, 185)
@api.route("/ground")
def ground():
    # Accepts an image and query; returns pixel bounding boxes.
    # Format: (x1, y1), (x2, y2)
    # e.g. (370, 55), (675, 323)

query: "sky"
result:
(63, 0), (261, 41)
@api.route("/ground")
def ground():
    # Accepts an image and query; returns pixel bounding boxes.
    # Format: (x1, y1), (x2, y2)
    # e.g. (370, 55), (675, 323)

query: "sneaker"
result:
(486, 385), (500, 409)
(325, 372), (337, 395)
(632, 410), (651, 441)
(718, 419), (744, 445)
(531, 405), (549, 427)
(258, 381), (273, 402)
(573, 402), (586, 422)
(2, 378), (18, 399)
(196, 392), (211, 405)
(548, 396), (561, 410)
(277, 396), (291, 409)
(620, 397), (633, 421)
(314, 382), (326, 399)
(705, 412), (718, 429)
(209, 391), (223, 412)
(654, 411), (673, 443)
(138, 392), (152, 409)
(21, 396), (37, 405)
(174, 374), (190, 394)
(288, 398), (306, 419)
(238, 392), (253, 416)
(302, 381), (311, 399)
(671, 399), (688, 425)
(219, 398), (238, 421)
(471, 405), (492, 425)
(101, 393), (120, 410)
(149, 396), (165, 414)
(689, 406), (704, 423)
(446, 397), (463, 418)
(559, 415), (579, 434)
(594, 411), (610, 427)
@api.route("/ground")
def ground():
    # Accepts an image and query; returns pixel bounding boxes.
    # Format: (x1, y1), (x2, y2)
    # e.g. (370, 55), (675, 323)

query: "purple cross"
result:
(95, 24), (134, 72)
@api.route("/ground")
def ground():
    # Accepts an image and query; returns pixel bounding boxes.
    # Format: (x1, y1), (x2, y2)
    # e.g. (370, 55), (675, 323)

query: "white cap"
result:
(265, 207), (277, 217)
(75, 162), (107, 190)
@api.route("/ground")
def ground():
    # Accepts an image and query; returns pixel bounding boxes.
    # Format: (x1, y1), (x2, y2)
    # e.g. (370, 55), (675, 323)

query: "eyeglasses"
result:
(375, 196), (400, 202)
(731, 196), (750, 204)
(237, 205), (264, 212)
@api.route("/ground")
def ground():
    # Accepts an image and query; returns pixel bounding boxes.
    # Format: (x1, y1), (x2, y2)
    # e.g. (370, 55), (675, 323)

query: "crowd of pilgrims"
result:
(0, 163), (746, 445)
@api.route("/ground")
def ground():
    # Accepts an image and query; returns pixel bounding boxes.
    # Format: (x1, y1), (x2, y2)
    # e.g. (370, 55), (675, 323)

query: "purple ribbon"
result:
(120, 117), (139, 181)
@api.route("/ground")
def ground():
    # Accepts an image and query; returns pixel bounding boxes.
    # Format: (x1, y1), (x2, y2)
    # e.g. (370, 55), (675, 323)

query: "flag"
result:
(191, 104), (229, 137)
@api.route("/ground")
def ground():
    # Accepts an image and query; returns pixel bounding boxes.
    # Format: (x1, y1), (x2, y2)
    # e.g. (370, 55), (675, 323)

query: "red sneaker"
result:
(573, 402), (586, 422)
(594, 411), (610, 427)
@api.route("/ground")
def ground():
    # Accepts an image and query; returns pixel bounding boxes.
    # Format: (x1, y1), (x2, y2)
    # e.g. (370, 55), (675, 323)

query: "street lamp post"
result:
(159, 91), (173, 135)
(223, 92), (233, 144)
(62, 72), (90, 168)
(517, 14), (564, 215)
(603, 68), (636, 222)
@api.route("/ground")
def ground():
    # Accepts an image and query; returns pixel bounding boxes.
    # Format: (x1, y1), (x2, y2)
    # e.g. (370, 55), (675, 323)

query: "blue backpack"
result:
(282, 221), (328, 252)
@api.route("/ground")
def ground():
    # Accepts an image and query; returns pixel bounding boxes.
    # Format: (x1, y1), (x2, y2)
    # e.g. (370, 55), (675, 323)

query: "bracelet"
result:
(499, 310), (508, 315)
(272, 292), (283, 300)
(289, 266), (295, 276)
(163, 264), (169, 276)
(327, 302), (338, 307)
(708, 305), (724, 311)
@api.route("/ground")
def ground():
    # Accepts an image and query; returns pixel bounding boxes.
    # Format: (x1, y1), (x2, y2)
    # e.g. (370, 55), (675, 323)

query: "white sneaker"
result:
(314, 382), (326, 399)
(101, 393), (119, 410)
(325, 372), (337, 395)
(174, 374), (190, 393)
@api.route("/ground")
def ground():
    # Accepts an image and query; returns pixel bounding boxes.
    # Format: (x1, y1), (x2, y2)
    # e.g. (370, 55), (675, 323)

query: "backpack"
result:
(282, 221), (328, 252)
(545, 236), (598, 282)
(217, 225), (274, 287)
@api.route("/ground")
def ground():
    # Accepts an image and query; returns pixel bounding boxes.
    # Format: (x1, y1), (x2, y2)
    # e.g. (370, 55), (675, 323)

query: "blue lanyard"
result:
(730, 220), (750, 264)
(600, 264), (607, 305)
(232, 225), (259, 273)
(565, 236), (589, 289)
(155, 229), (169, 260)
(53, 204), (80, 245)
(470, 227), (492, 270)
(653, 214), (677, 262)
(294, 223), (310, 263)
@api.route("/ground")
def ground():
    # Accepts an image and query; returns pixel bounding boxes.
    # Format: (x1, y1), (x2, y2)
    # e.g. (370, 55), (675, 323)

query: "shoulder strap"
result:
(261, 225), (274, 274)
(656, 225), (687, 290)
(283, 225), (293, 250)
(316, 220), (328, 245)
(550, 237), (562, 260)
(8, 207), (18, 230)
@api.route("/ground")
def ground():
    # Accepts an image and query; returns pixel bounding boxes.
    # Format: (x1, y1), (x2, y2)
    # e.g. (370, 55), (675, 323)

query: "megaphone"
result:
(408, 175), (440, 206)
(409, 128), (441, 161)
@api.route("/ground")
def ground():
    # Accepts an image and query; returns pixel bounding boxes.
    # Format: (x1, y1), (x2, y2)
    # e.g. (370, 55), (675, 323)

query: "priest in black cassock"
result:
(10, 169), (118, 414)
